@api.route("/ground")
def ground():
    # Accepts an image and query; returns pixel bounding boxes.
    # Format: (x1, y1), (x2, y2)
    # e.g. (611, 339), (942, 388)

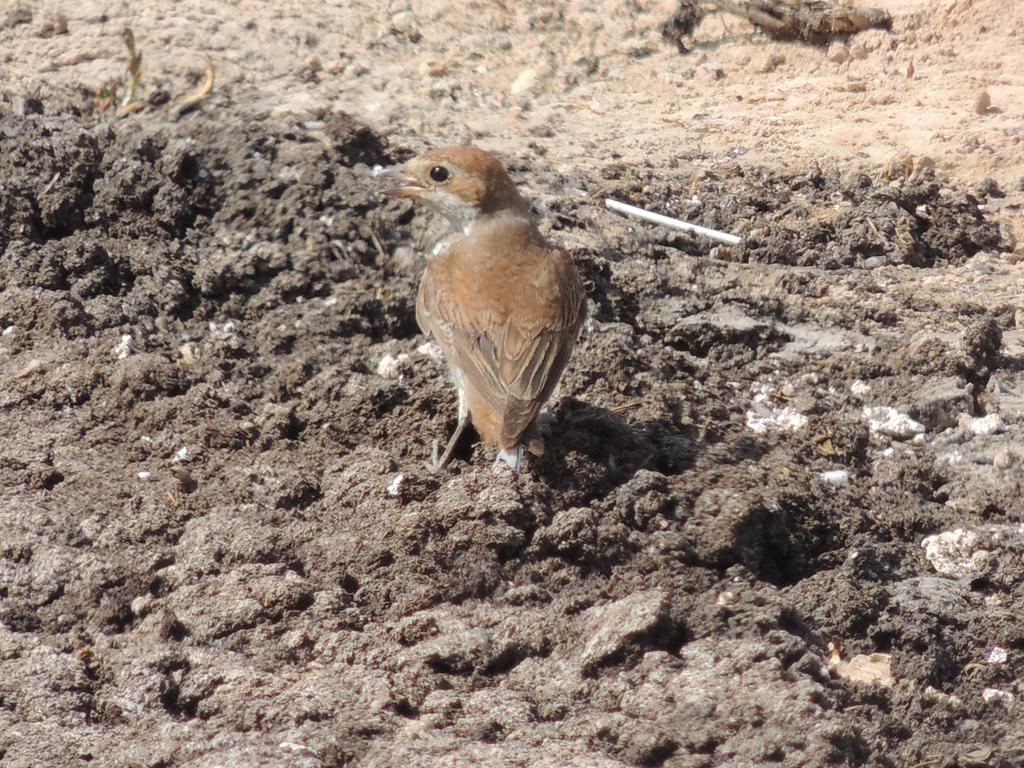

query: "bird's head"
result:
(385, 146), (529, 231)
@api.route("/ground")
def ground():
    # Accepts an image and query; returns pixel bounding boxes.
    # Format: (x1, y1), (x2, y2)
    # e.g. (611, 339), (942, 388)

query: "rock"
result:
(960, 413), (1006, 436)
(827, 42), (850, 63)
(579, 590), (669, 672)
(37, 13), (67, 37)
(986, 647), (1008, 665)
(903, 376), (973, 430)
(992, 449), (1016, 469)
(420, 60), (448, 77)
(375, 352), (410, 379)
(863, 406), (925, 440)
(829, 652), (893, 686)
(390, 9), (420, 40)
(974, 91), (992, 115)
(510, 65), (547, 97)
(535, 506), (599, 559)
(988, 371), (1024, 417)
(981, 688), (1014, 705)
(921, 529), (988, 578)
(753, 51), (786, 73)
(819, 469), (850, 487)
(695, 65), (726, 83)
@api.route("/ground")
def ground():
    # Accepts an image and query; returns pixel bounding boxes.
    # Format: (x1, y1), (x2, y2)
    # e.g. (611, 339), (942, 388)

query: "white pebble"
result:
(966, 414), (1006, 436)
(173, 446), (188, 462)
(850, 379), (871, 396)
(417, 341), (444, 361)
(921, 528), (988, 577)
(386, 473), (405, 497)
(112, 334), (134, 359)
(981, 688), (1014, 705)
(819, 469), (850, 486)
(376, 352), (410, 379)
(1, 325), (16, 336)
(987, 647), (1008, 664)
(137, 470), (151, 481)
(863, 406), (925, 440)
(745, 380), (809, 434)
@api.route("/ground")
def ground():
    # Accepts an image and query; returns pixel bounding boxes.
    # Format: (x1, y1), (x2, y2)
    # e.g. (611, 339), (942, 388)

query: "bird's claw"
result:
(494, 446), (524, 477)
(424, 439), (443, 473)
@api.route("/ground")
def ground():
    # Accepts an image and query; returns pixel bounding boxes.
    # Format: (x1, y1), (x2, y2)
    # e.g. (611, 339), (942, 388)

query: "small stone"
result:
(923, 685), (963, 706)
(178, 342), (199, 365)
(112, 333), (134, 360)
(376, 352), (410, 379)
(986, 647), (1008, 665)
(695, 65), (726, 83)
(131, 594), (154, 617)
(510, 66), (545, 97)
(420, 60), (448, 77)
(849, 43), (868, 60)
(579, 589), (669, 672)
(819, 469), (850, 487)
(15, 359), (43, 379)
(37, 13), (67, 37)
(992, 449), (1015, 469)
(826, 42), (850, 64)
(863, 406), (925, 440)
(905, 377), (973, 430)
(921, 528), (988, 578)
(171, 466), (195, 491)
(830, 652), (893, 687)
(981, 687), (1014, 705)
(390, 10), (420, 40)
(386, 473), (404, 497)
(962, 413), (1006, 436)
(753, 52), (785, 74)
(850, 379), (871, 396)
(974, 91), (991, 115)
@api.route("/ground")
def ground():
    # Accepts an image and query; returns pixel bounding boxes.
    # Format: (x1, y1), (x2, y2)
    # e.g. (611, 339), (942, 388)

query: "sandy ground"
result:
(1, 1), (1023, 766)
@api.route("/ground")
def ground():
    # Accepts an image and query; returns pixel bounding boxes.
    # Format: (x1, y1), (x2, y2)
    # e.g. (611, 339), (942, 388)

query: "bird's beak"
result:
(373, 164), (425, 199)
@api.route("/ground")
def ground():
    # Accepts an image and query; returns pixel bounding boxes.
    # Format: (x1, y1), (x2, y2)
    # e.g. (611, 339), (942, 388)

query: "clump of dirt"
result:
(1, 100), (1022, 768)
(602, 162), (1004, 268)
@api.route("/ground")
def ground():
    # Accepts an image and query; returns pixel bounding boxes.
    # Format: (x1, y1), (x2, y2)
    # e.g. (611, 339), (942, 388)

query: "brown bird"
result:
(385, 146), (586, 472)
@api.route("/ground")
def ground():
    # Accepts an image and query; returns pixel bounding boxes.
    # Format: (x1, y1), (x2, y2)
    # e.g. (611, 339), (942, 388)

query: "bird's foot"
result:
(424, 439), (443, 473)
(424, 417), (470, 473)
(493, 446), (524, 476)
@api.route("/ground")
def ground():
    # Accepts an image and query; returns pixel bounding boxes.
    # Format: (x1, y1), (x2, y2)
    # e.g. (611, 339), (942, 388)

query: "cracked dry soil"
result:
(1, 103), (1023, 768)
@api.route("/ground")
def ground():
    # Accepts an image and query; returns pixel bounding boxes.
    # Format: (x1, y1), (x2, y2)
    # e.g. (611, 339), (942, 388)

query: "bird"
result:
(384, 146), (586, 473)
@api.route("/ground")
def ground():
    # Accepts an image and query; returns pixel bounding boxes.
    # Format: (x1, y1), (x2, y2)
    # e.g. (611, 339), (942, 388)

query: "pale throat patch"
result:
(424, 190), (478, 236)
(430, 233), (460, 258)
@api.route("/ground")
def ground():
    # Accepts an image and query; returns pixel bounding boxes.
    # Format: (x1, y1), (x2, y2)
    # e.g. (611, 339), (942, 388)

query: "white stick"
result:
(604, 198), (742, 246)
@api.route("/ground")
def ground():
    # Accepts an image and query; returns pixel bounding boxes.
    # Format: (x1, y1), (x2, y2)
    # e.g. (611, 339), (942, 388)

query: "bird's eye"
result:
(429, 166), (450, 183)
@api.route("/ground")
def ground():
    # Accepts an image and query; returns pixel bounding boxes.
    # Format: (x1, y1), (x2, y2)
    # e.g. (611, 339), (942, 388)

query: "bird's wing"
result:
(416, 245), (585, 446)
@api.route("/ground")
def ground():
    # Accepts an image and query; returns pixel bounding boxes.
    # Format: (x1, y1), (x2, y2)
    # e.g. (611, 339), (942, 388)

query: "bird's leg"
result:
(426, 416), (469, 472)
(494, 445), (524, 476)
(425, 385), (469, 472)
